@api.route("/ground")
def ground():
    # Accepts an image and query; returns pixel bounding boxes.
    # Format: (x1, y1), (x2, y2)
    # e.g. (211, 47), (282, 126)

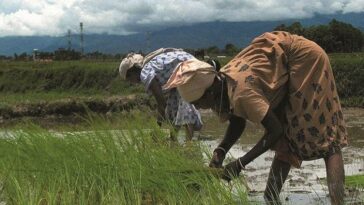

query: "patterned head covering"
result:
(119, 53), (144, 80)
(163, 58), (217, 102)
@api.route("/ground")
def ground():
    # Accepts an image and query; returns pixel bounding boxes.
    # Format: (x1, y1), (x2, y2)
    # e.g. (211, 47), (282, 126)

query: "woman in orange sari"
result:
(163, 31), (348, 205)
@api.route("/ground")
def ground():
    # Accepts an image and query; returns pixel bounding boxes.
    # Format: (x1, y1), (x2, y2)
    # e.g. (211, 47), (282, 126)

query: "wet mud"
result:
(199, 108), (364, 204)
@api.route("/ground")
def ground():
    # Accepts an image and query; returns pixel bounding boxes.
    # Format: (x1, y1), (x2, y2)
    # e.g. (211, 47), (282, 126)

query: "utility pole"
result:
(146, 31), (151, 53)
(80, 22), (84, 56)
(67, 29), (71, 51)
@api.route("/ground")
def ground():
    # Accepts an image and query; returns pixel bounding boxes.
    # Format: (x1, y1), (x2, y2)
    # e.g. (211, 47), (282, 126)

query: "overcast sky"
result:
(0, 0), (364, 37)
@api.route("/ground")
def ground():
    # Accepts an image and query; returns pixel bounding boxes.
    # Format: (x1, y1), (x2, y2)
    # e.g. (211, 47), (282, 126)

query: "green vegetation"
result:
(0, 52), (363, 117)
(346, 175), (364, 189)
(0, 60), (143, 94)
(0, 115), (248, 204)
(330, 53), (364, 107)
(0, 60), (145, 116)
(275, 19), (364, 53)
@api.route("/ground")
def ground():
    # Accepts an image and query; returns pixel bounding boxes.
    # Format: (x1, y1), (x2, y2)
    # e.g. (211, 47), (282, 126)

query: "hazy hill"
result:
(0, 12), (363, 56)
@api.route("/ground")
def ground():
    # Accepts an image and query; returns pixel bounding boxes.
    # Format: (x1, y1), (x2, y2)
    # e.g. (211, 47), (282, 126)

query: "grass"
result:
(0, 60), (120, 71)
(0, 60), (143, 95)
(0, 89), (143, 108)
(346, 174), (364, 189)
(345, 174), (364, 203)
(0, 114), (249, 204)
(1, 53), (363, 107)
(341, 97), (364, 107)
(0, 91), (113, 106)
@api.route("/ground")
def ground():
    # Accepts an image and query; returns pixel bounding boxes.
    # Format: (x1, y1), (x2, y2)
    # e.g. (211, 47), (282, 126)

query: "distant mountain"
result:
(0, 12), (363, 56)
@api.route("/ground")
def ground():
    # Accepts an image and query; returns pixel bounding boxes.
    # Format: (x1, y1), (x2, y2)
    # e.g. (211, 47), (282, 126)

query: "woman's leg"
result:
(264, 156), (291, 205)
(168, 126), (179, 141)
(324, 149), (345, 205)
(184, 124), (194, 141)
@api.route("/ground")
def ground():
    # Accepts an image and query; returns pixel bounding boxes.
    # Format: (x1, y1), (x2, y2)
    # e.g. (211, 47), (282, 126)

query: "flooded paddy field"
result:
(0, 108), (363, 204)
(199, 108), (364, 204)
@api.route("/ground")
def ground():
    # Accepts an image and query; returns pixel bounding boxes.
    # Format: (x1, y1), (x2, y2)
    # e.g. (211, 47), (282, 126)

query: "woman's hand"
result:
(209, 148), (226, 168)
(221, 159), (244, 182)
(210, 115), (245, 168)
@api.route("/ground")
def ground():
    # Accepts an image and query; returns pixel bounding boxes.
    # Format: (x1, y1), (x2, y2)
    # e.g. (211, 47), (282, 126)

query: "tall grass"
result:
(345, 174), (364, 204)
(346, 174), (364, 189)
(0, 116), (248, 204)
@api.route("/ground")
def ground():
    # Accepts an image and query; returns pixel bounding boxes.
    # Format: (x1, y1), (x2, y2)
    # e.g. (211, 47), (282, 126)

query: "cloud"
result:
(0, 0), (363, 36)
(343, 0), (364, 12)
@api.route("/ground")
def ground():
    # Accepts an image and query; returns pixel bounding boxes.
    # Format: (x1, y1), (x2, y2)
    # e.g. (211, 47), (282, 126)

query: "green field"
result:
(0, 60), (142, 96)
(1, 53), (363, 107)
(0, 54), (363, 204)
(0, 60), (145, 117)
(0, 53), (363, 126)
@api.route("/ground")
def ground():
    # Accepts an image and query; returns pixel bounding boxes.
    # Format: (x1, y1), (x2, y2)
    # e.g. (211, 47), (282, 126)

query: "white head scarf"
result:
(119, 53), (144, 80)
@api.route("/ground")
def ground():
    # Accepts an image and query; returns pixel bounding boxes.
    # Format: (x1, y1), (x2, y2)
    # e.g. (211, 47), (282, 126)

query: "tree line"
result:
(190, 19), (364, 57)
(274, 19), (364, 53)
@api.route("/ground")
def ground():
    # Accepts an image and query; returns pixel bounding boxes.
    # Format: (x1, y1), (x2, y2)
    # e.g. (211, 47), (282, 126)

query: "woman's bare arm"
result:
(219, 115), (246, 150)
(238, 109), (283, 166)
(222, 109), (283, 180)
(210, 115), (245, 167)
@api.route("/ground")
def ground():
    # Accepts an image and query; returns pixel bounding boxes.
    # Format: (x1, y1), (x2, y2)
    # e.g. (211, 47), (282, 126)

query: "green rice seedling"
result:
(345, 174), (364, 204)
(346, 174), (364, 189)
(0, 115), (249, 204)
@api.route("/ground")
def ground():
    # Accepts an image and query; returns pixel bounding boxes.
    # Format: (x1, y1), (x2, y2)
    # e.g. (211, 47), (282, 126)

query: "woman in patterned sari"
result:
(119, 48), (220, 140)
(163, 32), (348, 204)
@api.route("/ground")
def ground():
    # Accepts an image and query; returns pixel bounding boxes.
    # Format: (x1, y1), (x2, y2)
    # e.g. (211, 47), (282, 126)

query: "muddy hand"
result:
(209, 148), (226, 168)
(221, 160), (243, 182)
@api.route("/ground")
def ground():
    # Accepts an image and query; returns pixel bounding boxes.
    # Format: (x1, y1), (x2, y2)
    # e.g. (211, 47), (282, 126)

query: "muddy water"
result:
(197, 108), (364, 205)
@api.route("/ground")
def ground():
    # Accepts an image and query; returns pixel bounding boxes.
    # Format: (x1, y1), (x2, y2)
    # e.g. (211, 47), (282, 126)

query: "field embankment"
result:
(0, 94), (151, 119)
(0, 60), (142, 94)
(0, 60), (150, 120)
(0, 53), (363, 120)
